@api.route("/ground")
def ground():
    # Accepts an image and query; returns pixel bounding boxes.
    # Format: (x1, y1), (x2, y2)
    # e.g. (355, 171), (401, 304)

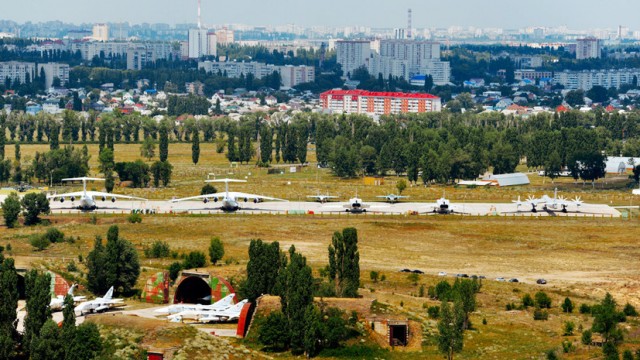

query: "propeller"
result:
(572, 196), (583, 206)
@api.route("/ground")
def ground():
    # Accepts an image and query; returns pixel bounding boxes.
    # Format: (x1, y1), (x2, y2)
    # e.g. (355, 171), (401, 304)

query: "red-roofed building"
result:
(320, 90), (441, 116)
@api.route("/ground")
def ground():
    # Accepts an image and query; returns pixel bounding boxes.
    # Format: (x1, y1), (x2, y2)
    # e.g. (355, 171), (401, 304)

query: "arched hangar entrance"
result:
(173, 271), (235, 305)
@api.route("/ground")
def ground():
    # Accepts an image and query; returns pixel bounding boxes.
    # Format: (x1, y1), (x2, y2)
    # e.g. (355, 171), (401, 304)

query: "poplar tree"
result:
(24, 270), (52, 351)
(191, 130), (200, 165)
(328, 227), (360, 298)
(0, 258), (19, 359)
(159, 124), (169, 162)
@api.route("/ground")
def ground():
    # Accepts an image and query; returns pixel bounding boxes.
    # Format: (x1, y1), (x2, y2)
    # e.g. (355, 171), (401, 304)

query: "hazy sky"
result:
(3, 0), (638, 29)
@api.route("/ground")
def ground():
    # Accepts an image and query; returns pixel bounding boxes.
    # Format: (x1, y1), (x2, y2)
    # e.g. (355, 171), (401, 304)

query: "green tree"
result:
(151, 160), (173, 187)
(565, 90), (585, 107)
(168, 262), (182, 282)
(242, 240), (285, 302)
(21, 192), (50, 226)
(258, 311), (290, 351)
(437, 300), (465, 360)
(1, 192), (21, 228)
(30, 319), (63, 360)
(259, 126), (273, 165)
(140, 136), (156, 161)
(65, 322), (102, 360)
(544, 150), (563, 183)
(201, 184), (217, 195)
(592, 293), (623, 346)
(24, 270), (52, 352)
(159, 124), (169, 162)
(208, 237), (225, 265)
(535, 291), (552, 309)
(61, 295), (76, 358)
(562, 297), (574, 313)
(103, 226), (140, 295)
(0, 258), (19, 359)
(328, 228), (360, 298)
(191, 131), (200, 165)
(581, 329), (592, 348)
(183, 251), (207, 269)
(396, 179), (407, 194)
(86, 236), (108, 294)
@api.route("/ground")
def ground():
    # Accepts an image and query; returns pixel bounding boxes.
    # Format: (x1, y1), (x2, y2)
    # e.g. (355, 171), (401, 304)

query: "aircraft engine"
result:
(58, 198), (64, 203)
(203, 198), (209, 204)
(253, 199), (259, 203)
(101, 196), (107, 201)
(244, 197), (249, 202)
(111, 197), (116, 203)
(70, 196), (75, 202)
(213, 197), (218, 202)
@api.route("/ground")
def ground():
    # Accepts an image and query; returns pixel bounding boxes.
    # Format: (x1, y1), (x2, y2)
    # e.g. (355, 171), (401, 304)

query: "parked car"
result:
(438, 271), (447, 277)
(456, 274), (469, 278)
(496, 277), (506, 282)
(508, 278), (519, 283)
(536, 279), (547, 285)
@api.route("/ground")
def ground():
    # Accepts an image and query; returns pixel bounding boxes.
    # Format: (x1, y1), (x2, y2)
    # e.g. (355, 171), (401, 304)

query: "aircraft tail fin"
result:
(68, 283), (77, 296)
(103, 286), (114, 300)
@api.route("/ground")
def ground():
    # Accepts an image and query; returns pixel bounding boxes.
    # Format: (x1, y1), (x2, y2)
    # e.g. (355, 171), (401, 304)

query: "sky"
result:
(2, 0), (639, 29)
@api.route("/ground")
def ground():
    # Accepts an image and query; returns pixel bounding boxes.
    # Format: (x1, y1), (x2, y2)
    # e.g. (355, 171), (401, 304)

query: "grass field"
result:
(2, 143), (640, 358)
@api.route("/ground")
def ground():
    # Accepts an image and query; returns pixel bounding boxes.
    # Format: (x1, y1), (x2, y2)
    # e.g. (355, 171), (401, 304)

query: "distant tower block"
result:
(197, 0), (202, 29)
(407, 8), (412, 39)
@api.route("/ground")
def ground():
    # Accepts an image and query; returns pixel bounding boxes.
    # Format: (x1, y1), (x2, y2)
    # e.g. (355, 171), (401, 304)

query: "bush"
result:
(562, 340), (575, 353)
(43, 227), (65, 243)
(535, 291), (552, 309)
(506, 302), (517, 311)
(581, 330), (592, 346)
(563, 321), (575, 336)
(30, 234), (50, 251)
(67, 261), (78, 272)
(127, 213), (142, 224)
(369, 271), (379, 283)
(522, 294), (534, 308)
(623, 303), (638, 317)
(427, 306), (440, 319)
(579, 303), (591, 314)
(208, 237), (225, 265)
(482, 318), (487, 325)
(433, 280), (452, 301)
(622, 350), (634, 360)
(258, 311), (290, 351)
(546, 350), (558, 360)
(168, 262), (182, 282)
(89, 214), (98, 225)
(200, 184), (218, 195)
(145, 241), (171, 258)
(533, 308), (549, 321)
(380, 274), (386, 282)
(65, 236), (77, 244)
(562, 297), (574, 313)
(183, 251), (207, 269)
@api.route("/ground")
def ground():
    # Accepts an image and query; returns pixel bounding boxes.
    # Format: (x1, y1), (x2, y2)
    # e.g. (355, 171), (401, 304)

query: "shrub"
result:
(522, 294), (534, 308)
(533, 308), (549, 321)
(623, 303), (638, 317)
(208, 237), (225, 265)
(546, 350), (558, 360)
(506, 302), (517, 311)
(127, 213), (142, 224)
(67, 261), (78, 272)
(145, 241), (171, 258)
(581, 330), (592, 346)
(434, 280), (452, 301)
(183, 251), (207, 269)
(168, 262), (182, 282)
(563, 321), (575, 336)
(380, 274), (386, 282)
(200, 184), (218, 195)
(535, 291), (552, 309)
(562, 340), (575, 353)
(369, 271), (379, 283)
(407, 273), (419, 285)
(89, 214), (98, 225)
(579, 303), (591, 314)
(30, 234), (50, 251)
(427, 306), (440, 319)
(65, 236), (77, 244)
(418, 284), (425, 297)
(562, 297), (574, 313)
(258, 311), (290, 350)
(482, 318), (487, 325)
(43, 227), (64, 243)
(622, 350), (634, 360)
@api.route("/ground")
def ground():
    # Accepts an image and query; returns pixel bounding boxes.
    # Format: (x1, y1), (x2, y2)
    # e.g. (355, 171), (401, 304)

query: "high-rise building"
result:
(576, 37), (601, 60)
(188, 29), (215, 59)
(279, 65), (315, 88)
(320, 89), (441, 116)
(336, 40), (371, 79)
(215, 28), (235, 45)
(0, 61), (36, 86)
(207, 32), (217, 57)
(92, 24), (109, 41)
(37, 63), (70, 88)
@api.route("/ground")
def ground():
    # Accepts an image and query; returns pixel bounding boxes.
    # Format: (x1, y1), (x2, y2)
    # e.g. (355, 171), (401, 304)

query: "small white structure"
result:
(633, 188), (640, 195)
(605, 157), (640, 174)
(482, 173), (530, 187)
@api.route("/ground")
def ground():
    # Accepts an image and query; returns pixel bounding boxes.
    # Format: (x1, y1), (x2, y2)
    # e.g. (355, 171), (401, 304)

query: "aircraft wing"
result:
(171, 193), (226, 203)
(86, 191), (147, 202)
(307, 195), (338, 200)
(47, 191), (86, 200)
(229, 192), (287, 202)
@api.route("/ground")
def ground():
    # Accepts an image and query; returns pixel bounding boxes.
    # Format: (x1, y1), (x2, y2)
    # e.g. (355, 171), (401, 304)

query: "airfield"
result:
(47, 199), (622, 217)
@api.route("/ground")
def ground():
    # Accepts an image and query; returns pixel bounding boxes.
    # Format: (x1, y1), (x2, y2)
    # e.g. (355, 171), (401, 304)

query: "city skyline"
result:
(1, 0), (639, 30)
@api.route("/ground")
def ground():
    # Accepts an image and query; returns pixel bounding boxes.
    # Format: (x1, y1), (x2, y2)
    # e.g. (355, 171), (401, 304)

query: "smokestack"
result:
(407, 8), (412, 39)
(198, 0), (202, 29)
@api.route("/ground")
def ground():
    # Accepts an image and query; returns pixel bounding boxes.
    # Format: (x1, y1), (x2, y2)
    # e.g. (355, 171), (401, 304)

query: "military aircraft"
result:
(48, 177), (147, 211)
(153, 294), (236, 316)
(49, 284), (87, 311)
(307, 192), (339, 203)
(420, 196), (468, 215)
(513, 188), (583, 213)
(168, 299), (248, 323)
(171, 178), (286, 212)
(74, 286), (124, 315)
(377, 194), (409, 203)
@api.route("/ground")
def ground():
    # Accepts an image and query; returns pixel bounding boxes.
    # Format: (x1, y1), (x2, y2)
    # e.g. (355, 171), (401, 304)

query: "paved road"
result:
(49, 200), (622, 218)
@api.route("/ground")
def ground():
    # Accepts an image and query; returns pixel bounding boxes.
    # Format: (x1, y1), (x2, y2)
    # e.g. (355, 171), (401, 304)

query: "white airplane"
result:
(171, 179), (286, 212)
(48, 177), (147, 211)
(49, 284), (87, 311)
(323, 192), (387, 214)
(377, 194), (409, 203)
(74, 286), (124, 315)
(513, 188), (583, 213)
(168, 299), (248, 323)
(421, 196), (468, 215)
(153, 293), (236, 315)
(307, 192), (339, 203)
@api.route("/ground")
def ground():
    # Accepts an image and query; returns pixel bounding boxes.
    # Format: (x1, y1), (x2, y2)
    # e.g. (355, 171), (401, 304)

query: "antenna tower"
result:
(407, 8), (412, 39)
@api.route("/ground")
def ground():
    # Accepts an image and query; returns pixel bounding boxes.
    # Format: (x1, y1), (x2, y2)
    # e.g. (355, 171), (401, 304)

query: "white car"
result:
(496, 277), (506, 282)
(438, 272), (447, 277)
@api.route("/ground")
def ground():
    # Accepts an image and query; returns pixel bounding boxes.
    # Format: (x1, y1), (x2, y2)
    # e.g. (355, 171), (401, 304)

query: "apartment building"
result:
(37, 62), (70, 88)
(336, 40), (371, 78)
(320, 89), (441, 116)
(0, 61), (36, 85)
(553, 69), (640, 90)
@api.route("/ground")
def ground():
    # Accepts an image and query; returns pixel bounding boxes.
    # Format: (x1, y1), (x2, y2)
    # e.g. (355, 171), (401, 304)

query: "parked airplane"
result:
(323, 192), (387, 214)
(307, 192), (339, 203)
(513, 188), (583, 213)
(48, 177), (147, 211)
(74, 286), (124, 315)
(423, 196), (468, 215)
(49, 284), (87, 311)
(171, 179), (286, 212)
(377, 194), (409, 203)
(153, 294), (236, 315)
(168, 299), (248, 323)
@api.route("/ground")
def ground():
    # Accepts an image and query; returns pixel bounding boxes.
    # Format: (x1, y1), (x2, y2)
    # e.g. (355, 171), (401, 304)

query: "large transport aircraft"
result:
(512, 188), (583, 213)
(171, 178), (286, 212)
(48, 177), (147, 211)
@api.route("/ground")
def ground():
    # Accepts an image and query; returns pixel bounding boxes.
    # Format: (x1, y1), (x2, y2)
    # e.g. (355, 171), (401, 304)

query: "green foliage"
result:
(30, 319), (63, 360)
(24, 270), (52, 351)
(535, 291), (552, 309)
(200, 184), (218, 195)
(581, 329), (593, 346)
(592, 293), (624, 346)
(21, 192), (50, 225)
(562, 297), (574, 313)
(30, 234), (51, 251)
(87, 226), (140, 295)
(433, 280), (452, 301)
(115, 160), (150, 188)
(242, 239), (284, 302)
(1, 192), (21, 228)
(546, 349), (558, 360)
(562, 340), (575, 353)
(168, 262), (182, 282)
(208, 237), (225, 265)
(182, 251), (207, 269)
(0, 258), (19, 359)
(159, 124), (169, 162)
(259, 311), (290, 351)
(437, 300), (465, 360)
(65, 322), (102, 360)
(86, 236), (107, 294)
(327, 227), (360, 298)
(580, 303), (592, 314)
(144, 241), (170, 258)
(151, 160), (173, 187)
(522, 294), (534, 308)
(369, 271), (379, 283)
(66, 261), (78, 272)
(563, 321), (575, 336)
(31, 146), (90, 184)
(43, 227), (64, 243)
(623, 303), (637, 317)
(140, 136), (156, 161)
(407, 273), (419, 285)
(127, 213), (142, 224)
(396, 179), (407, 194)
(428, 306), (440, 319)
(622, 349), (634, 360)
(533, 308), (549, 321)
(191, 131), (200, 165)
